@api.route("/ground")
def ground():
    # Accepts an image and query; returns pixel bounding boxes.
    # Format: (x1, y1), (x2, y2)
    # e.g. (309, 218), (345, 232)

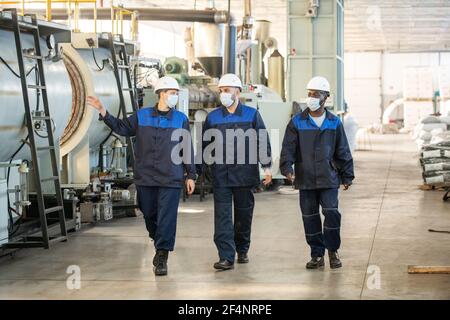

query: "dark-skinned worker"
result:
(201, 73), (272, 271)
(86, 76), (196, 276)
(280, 76), (354, 270)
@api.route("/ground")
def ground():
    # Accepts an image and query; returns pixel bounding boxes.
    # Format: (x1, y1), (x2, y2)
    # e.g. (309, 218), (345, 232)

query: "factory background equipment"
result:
(287, 0), (344, 114)
(0, 9), (137, 249)
(0, 0), (344, 250)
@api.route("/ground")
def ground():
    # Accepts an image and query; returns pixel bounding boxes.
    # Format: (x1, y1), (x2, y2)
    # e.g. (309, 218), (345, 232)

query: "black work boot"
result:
(306, 256), (325, 269)
(237, 252), (249, 264)
(213, 260), (234, 270)
(153, 250), (169, 276)
(328, 251), (342, 269)
(152, 251), (159, 267)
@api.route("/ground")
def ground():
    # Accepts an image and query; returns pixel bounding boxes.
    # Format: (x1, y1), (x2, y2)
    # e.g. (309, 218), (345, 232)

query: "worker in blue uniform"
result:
(201, 74), (272, 270)
(280, 76), (354, 269)
(87, 76), (196, 276)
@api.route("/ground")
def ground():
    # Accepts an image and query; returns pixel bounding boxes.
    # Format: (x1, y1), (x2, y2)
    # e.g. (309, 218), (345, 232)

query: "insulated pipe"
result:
(25, 8), (229, 24)
(224, 24), (237, 74)
(223, 0), (237, 75)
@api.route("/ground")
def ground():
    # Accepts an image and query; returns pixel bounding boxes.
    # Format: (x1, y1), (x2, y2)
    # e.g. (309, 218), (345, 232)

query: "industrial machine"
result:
(0, 0), (343, 250)
(0, 4), (235, 249)
(150, 6), (292, 182)
(0, 9), (138, 249)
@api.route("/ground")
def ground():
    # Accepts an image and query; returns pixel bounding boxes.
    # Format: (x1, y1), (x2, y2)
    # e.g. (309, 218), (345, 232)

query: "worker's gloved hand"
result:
(186, 179), (195, 195)
(343, 184), (350, 190)
(87, 96), (107, 117)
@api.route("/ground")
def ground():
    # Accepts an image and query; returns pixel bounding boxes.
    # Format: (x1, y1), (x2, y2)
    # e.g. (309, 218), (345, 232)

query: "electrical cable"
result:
(26, 65), (37, 77)
(1, 56), (38, 78)
(0, 56), (20, 77)
(109, 140), (119, 168)
(6, 140), (28, 235)
(91, 48), (105, 71)
(1, 44), (52, 237)
(4, 63), (40, 236)
(139, 69), (158, 80)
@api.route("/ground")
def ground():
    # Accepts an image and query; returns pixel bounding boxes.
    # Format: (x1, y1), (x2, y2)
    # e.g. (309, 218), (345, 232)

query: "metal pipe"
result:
(131, 10), (139, 41)
(222, 0), (236, 74)
(25, 8), (229, 23)
(244, 0), (252, 17)
(224, 24), (237, 74)
(46, 0), (51, 21)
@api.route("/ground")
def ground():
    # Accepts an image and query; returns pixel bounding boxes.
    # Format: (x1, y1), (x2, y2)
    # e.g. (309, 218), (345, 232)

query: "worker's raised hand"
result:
(186, 179), (195, 195)
(87, 96), (106, 117)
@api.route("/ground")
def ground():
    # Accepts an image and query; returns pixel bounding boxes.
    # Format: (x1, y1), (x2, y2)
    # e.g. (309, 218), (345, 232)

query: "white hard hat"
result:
(218, 73), (243, 90)
(307, 76), (330, 93)
(154, 76), (180, 93)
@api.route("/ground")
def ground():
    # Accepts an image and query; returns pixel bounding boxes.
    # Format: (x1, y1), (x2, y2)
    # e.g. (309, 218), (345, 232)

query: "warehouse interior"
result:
(0, 0), (449, 300)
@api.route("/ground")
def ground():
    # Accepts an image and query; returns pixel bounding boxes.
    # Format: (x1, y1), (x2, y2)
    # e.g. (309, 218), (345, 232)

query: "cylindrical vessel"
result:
(0, 29), (72, 162)
(193, 22), (225, 78)
(254, 20), (271, 43)
(0, 28), (121, 168)
(268, 49), (285, 101)
(62, 46), (121, 151)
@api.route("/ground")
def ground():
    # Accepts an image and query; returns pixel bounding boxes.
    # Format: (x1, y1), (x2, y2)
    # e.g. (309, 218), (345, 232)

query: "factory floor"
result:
(0, 133), (449, 300)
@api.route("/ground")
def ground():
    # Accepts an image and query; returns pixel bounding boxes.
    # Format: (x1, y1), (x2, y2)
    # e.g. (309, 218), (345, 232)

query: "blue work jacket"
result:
(280, 109), (354, 190)
(101, 106), (196, 188)
(202, 103), (272, 187)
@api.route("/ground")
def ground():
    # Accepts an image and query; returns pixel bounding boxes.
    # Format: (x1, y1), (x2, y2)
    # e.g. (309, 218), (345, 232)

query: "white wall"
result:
(138, 21), (188, 61)
(344, 51), (450, 127)
(344, 52), (382, 127)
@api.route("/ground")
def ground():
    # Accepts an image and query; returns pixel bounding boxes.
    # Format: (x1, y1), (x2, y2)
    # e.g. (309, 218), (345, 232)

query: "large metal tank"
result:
(0, 29), (72, 162)
(0, 27), (121, 165)
(59, 43), (122, 183)
(60, 45), (121, 155)
(268, 49), (285, 101)
(193, 22), (225, 78)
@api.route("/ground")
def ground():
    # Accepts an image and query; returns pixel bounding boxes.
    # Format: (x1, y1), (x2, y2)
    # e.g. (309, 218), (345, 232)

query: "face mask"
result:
(306, 97), (321, 111)
(165, 94), (178, 108)
(220, 92), (235, 108)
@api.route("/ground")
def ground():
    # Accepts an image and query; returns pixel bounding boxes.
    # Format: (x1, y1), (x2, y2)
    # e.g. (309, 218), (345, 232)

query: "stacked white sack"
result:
(417, 115), (450, 186)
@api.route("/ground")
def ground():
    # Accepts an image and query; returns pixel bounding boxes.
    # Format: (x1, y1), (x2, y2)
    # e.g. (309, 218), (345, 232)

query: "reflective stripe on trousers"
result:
(213, 187), (255, 262)
(136, 185), (181, 251)
(299, 188), (341, 257)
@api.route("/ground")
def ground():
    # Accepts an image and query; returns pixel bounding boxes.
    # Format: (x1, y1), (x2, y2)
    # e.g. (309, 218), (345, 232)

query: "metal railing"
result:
(0, 0), (98, 32)
(110, 4), (137, 40)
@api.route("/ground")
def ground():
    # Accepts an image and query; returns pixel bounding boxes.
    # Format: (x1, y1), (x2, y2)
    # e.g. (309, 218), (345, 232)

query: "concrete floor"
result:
(0, 134), (449, 300)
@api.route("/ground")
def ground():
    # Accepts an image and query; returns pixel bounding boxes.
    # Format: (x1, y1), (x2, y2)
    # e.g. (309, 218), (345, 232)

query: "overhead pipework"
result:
(0, 0), (99, 32)
(18, 7), (230, 24)
(0, 0), (290, 249)
(0, 12), (141, 247)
